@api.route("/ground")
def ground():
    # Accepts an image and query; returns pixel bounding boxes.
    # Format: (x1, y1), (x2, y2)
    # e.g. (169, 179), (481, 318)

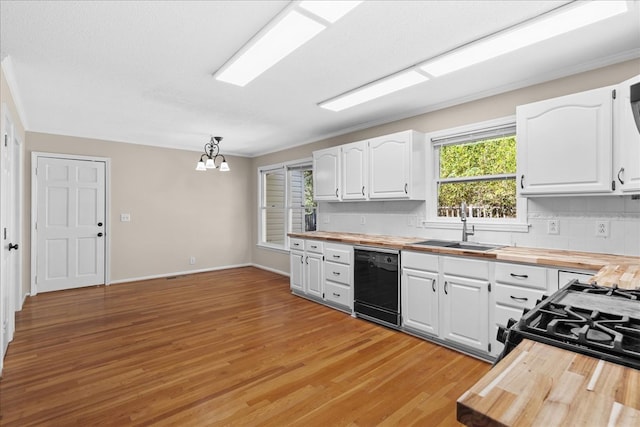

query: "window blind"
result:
(431, 123), (516, 147)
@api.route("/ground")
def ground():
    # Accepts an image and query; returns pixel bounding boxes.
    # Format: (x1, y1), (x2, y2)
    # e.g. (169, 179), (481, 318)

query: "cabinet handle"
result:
(293, 243), (300, 247)
(431, 279), (436, 293)
(444, 281), (448, 295)
(510, 273), (529, 279)
(305, 256), (308, 265)
(332, 271), (341, 276)
(300, 255), (304, 264)
(618, 167), (625, 185)
(332, 255), (341, 259)
(310, 245), (317, 249)
(520, 175), (524, 189)
(362, 186), (365, 196)
(333, 292), (341, 297)
(335, 188), (339, 198)
(404, 183), (408, 194)
(510, 295), (529, 302)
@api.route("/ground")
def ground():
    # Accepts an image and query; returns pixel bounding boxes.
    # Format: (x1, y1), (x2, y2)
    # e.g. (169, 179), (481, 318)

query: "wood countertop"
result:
(288, 232), (640, 289)
(457, 339), (640, 426)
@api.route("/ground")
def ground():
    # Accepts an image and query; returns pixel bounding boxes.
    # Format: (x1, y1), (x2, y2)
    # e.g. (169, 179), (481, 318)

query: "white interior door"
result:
(1, 107), (20, 371)
(35, 156), (106, 293)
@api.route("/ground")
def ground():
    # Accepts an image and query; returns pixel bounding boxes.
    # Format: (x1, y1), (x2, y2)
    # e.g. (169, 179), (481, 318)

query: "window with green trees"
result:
(436, 133), (517, 219)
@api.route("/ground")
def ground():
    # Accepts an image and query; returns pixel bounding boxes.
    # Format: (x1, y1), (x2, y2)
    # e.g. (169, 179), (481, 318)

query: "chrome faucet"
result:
(460, 202), (475, 242)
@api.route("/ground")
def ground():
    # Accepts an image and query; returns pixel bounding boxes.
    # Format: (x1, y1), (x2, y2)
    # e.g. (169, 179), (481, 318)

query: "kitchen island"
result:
(457, 339), (640, 426)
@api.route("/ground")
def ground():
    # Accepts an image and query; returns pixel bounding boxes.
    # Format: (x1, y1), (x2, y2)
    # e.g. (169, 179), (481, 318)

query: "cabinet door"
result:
(313, 147), (340, 200)
(342, 141), (368, 200)
(369, 133), (411, 199)
(614, 74), (640, 193)
(402, 268), (439, 337)
(441, 274), (489, 352)
(517, 86), (614, 195)
(305, 253), (324, 299)
(290, 251), (304, 292)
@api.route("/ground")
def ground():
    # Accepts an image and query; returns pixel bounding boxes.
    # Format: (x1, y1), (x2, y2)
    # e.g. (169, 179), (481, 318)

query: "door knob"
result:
(98, 222), (103, 227)
(97, 232), (104, 237)
(8, 243), (18, 251)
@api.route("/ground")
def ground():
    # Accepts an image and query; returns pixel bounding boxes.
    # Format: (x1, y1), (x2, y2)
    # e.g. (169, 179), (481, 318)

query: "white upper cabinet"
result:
(312, 130), (426, 202)
(341, 140), (368, 200)
(313, 147), (341, 201)
(517, 86), (615, 195)
(368, 130), (426, 200)
(614, 74), (640, 193)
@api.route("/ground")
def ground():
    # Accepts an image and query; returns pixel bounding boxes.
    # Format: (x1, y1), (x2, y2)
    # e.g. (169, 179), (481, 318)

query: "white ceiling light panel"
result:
(299, 0), (363, 24)
(319, 70), (429, 112)
(420, 0), (629, 77)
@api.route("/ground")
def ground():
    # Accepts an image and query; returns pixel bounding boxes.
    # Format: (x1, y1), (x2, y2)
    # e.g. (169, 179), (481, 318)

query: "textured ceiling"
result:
(1, 0), (639, 157)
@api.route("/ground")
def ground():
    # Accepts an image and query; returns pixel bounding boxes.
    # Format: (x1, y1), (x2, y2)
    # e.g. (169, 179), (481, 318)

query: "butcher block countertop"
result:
(288, 231), (640, 288)
(457, 339), (640, 426)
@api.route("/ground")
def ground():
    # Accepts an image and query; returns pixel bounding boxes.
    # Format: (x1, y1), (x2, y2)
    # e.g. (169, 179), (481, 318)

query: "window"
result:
(430, 119), (525, 226)
(259, 161), (316, 249)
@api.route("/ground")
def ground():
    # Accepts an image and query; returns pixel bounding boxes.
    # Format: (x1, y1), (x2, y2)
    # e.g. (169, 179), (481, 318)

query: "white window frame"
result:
(257, 158), (315, 252)
(424, 116), (529, 233)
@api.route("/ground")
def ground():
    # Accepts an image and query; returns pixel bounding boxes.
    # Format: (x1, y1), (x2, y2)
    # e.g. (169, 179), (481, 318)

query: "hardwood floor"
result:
(0, 267), (490, 426)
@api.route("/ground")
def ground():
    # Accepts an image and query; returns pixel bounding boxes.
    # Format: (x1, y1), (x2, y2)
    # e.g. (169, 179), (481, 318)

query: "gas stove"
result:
(497, 280), (640, 370)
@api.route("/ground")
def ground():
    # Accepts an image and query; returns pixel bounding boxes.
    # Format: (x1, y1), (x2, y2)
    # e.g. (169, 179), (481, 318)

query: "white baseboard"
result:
(251, 263), (289, 277)
(19, 292), (30, 311)
(109, 263), (253, 285)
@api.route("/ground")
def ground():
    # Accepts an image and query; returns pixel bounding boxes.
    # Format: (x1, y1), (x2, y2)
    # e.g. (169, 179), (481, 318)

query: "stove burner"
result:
(583, 283), (640, 300)
(570, 327), (613, 343)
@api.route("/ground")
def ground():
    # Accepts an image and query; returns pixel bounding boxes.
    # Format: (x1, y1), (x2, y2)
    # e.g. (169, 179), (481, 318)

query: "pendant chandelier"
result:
(195, 136), (230, 172)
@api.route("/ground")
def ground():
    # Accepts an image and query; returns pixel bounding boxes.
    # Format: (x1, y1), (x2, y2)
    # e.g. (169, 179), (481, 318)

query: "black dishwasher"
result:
(354, 247), (400, 328)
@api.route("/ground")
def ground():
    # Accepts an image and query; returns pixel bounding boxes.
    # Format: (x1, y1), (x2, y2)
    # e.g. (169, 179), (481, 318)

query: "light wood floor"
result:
(0, 267), (490, 426)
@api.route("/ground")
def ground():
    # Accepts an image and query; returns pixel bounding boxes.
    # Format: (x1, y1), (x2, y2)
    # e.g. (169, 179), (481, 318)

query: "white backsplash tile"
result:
(318, 196), (640, 256)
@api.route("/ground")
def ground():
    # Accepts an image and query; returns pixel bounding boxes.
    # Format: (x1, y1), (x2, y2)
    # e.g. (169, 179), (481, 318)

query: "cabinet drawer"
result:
(494, 283), (546, 309)
(325, 282), (351, 307)
(325, 244), (352, 265)
(325, 262), (350, 285)
(442, 256), (489, 280)
(494, 304), (526, 329)
(401, 251), (438, 272)
(495, 263), (547, 290)
(290, 238), (305, 251)
(306, 240), (324, 254)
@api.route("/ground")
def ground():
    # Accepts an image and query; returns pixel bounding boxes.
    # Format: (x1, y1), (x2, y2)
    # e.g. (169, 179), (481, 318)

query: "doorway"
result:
(31, 153), (109, 294)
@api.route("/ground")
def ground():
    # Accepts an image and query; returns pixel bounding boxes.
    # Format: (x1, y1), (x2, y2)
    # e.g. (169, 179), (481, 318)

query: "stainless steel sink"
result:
(413, 239), (502, 252)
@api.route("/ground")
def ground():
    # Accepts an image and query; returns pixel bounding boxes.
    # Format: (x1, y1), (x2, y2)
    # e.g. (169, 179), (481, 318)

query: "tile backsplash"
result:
(317, 196), (640, 256)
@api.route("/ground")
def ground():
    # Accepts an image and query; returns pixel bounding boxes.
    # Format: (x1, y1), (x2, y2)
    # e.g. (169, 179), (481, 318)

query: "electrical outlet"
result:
(407, 216), (416, 227)
(189, 256), (196, 265)
(595, 220), (609, 238)
(360, 216), (366, 225)
(547, 219), (559, 235)
(120, 213), (131, 222)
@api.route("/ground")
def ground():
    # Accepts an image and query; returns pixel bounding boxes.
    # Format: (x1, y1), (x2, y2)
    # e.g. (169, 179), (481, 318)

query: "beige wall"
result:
(251, 58), (640, 273)
(25, 133), (253, 289)
(1, 64), (28, 300)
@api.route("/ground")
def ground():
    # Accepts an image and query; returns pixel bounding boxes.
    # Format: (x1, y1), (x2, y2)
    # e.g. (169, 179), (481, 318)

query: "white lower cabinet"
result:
(441, 257), (490, 353)
(289, 238), (353, 313)
(490, 262), (553, 357)
(401, 252), (439, 337)
(323, 243), (353, 312)
(289, 238), (324, 301)
(401, 252), (490, 356)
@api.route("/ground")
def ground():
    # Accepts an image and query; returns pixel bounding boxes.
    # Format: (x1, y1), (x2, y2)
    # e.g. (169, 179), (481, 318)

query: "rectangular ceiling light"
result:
(319, 70), (429, 112)
(420, 1), (628, 77)
(299, 1), (363, 24)
(215, 10), (326, 87)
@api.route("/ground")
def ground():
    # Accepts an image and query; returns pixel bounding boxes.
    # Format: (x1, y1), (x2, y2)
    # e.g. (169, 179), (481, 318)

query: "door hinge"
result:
(612, 180), (616, 191)
(3, 227), (6, 240)
(3, 134), (7, 147)
(612, 89), (617, 99)
(488, 343), (492, 352)
(322, 256), (325, 261)
(488, 283), (492, 292)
